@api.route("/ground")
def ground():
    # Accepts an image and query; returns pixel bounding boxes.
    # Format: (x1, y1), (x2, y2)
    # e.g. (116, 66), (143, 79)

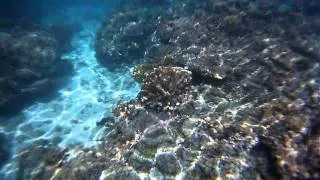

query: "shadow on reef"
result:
(0, 131), (10, 168)
(12, 0), (320, 179)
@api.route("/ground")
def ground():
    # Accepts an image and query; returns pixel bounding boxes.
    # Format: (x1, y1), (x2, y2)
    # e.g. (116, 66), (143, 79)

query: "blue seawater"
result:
(0, 1), (140, 179)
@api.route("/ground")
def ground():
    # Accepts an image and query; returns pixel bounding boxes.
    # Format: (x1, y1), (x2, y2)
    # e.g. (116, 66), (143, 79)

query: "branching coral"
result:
(139, 66), (192, 111)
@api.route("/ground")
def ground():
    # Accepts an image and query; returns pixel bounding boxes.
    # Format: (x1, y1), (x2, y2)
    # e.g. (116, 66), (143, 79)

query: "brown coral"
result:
(139, 66), (192, 111)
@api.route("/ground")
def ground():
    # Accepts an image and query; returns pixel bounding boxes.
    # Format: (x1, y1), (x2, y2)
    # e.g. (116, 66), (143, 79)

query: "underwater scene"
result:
(0, 0), (319, 179)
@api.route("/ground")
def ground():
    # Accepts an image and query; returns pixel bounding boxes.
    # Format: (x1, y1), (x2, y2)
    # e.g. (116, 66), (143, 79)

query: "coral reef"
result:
(0, 29), (73, 115)
(14, 146), (109, 180)
(99, 84), (262, 179)
(12, 0), (320, 179)
(257, 86), (320, 179)
(94, 3), (167, 67)
(131, 64), (157, 83)
(138, 66), (193, 111)
(91, 0), (320, 179)
(15, 145), (66, 180)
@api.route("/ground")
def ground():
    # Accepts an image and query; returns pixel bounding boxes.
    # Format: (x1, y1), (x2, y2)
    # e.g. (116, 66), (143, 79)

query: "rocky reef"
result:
(0, 26), (73, 115)
(95, 0), (319, 179)
(14, 0), (320, 179)
(95, 2), (168, 67)
(14, 145), (108, 180)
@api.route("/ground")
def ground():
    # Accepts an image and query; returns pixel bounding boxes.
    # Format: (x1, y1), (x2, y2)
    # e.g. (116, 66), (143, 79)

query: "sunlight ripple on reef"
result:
(0, 20), (140, 178)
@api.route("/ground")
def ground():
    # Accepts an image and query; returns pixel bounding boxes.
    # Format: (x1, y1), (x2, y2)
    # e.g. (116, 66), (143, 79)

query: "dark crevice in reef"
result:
(191, 70), (227, 86)
(251, 141), (282, 180)
(0, 131), (10, 168)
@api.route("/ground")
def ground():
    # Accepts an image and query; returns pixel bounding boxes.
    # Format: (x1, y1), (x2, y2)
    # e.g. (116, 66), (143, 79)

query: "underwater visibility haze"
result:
(0, 0), (319, 179)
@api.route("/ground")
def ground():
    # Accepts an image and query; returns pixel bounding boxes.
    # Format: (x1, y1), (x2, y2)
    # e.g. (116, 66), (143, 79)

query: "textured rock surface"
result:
(16, 145), (66, 180)
(15, 146), (109, 180)
(17, 0), (320, 179)
(0, 30), (73, 115)
(92, 0), (320, 179)
(155, 152), (181, 175)
(95, 3), (167, 67)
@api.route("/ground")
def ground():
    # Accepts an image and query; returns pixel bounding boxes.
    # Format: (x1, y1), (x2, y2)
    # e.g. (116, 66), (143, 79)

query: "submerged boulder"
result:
(9, 31), (58, 74)
(0, 30), (73, 116)
(155, 152), (181, 175)
(258, 95), (320, 180)
(15, 146), (108, 180)
(94, 3), (167, 67)
(16, 145), (66, 180)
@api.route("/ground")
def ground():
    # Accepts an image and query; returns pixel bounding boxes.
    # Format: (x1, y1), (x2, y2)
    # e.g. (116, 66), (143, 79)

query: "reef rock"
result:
(23, 1), (319, 179)
(48, 150), (109, 180)
(0, 30), (73, 115)
(0, 131), (9, 167)
(93, 0), (320, 179)
(95, 3), (166, 67)
(155, 152), (181, 175)
(16, 146), (109, 180)
(96, 1), (320, 179)
(16, 145), (66, 180)
(258, 92), (320, 179)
